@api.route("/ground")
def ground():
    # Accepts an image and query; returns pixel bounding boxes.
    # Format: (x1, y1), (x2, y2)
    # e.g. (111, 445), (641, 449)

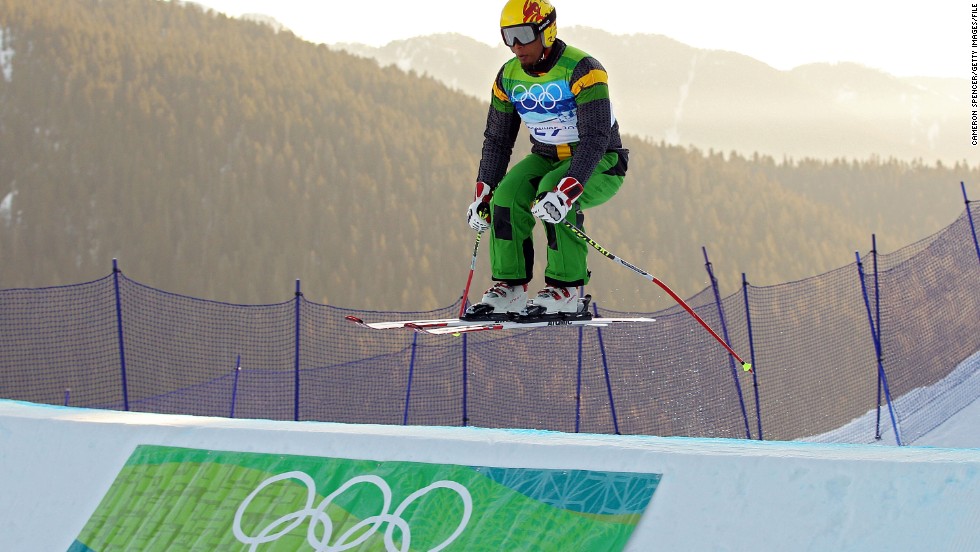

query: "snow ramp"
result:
(1, 399), (978, 551)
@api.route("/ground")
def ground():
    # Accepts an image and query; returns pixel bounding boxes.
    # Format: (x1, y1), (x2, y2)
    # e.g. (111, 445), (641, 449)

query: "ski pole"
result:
(562, 221), (752, 373)
(458, 231), (483, 317)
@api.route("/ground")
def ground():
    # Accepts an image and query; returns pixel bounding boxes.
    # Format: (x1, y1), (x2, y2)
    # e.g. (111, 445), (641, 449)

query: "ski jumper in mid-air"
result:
(351, 0), (747, 367)
(465, 0), (629, 318)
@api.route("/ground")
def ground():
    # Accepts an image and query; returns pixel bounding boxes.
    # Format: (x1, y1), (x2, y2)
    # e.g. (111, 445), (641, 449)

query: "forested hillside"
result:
(0, 0), (976, 311)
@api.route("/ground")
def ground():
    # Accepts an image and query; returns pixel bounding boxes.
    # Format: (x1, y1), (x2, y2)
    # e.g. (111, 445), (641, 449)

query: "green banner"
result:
(70, 445), (660, 551)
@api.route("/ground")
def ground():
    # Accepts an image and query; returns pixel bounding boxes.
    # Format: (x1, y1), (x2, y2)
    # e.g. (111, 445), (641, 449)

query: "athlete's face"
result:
(510, 37), (545, 69)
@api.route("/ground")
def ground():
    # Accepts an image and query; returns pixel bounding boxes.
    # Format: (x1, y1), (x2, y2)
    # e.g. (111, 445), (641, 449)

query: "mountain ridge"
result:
(333, 27), (971, 166)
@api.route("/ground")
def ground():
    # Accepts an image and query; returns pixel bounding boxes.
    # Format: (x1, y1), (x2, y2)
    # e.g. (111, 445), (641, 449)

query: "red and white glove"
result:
(531, 177), (583, 223)
(466, 181), (494, 232)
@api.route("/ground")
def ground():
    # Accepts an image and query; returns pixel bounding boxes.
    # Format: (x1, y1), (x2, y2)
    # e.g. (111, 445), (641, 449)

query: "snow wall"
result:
(2, 399), (980, 551)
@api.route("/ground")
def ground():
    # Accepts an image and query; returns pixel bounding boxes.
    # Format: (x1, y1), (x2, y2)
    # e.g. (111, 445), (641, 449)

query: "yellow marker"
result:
(742, 363), (753, 372)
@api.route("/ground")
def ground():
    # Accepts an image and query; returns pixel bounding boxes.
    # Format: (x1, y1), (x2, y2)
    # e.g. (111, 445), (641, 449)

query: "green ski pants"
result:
(488, 150), (627, 287)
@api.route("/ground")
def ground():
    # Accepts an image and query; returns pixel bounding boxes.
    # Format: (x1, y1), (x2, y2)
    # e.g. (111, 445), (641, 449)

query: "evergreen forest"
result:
(1, 0), (976, 311)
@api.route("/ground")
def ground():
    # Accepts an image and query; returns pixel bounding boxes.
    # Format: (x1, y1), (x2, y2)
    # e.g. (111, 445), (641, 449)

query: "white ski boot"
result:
(521, 285), (581, 318)
(463, 282), (528, 320)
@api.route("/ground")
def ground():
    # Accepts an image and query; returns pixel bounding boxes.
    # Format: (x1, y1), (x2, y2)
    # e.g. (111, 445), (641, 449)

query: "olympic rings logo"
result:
(512, 82), (564, 110)
(232, 471), (473, 551)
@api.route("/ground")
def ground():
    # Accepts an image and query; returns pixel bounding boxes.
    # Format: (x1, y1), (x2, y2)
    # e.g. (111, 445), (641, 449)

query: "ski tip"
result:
(742, 362), (753, 373)
(345, 315), (366, 326)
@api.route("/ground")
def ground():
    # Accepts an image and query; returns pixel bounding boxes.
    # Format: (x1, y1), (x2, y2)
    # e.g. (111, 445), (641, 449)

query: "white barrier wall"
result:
(2, 399), (980, 551)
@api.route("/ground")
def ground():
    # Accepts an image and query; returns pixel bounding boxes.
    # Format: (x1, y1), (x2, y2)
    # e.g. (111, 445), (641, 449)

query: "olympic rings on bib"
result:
(511, 82), (564, 111)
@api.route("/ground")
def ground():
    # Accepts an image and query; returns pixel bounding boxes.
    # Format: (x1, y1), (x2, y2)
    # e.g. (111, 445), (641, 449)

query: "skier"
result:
(465, 0), (629, 318)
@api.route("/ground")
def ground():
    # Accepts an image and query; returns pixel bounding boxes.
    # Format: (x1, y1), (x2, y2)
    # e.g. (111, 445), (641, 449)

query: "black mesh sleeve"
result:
(563, 56), (617, 185)
(476, 68), (521, 187)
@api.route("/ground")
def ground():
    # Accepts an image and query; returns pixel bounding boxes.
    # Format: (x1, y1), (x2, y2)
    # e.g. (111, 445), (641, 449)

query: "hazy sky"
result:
(186, 0), (968, 79)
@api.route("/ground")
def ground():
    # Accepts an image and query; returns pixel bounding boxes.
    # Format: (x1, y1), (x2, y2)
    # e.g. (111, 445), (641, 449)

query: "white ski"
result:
(345, 315), (460, 330)
(407, 317), (656, 335)
(346, 314), (655, 334)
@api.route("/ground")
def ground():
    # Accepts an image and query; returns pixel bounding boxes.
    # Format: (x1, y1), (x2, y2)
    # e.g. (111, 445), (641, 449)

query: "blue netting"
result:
(858, 206), (980, 443)
(1, 203), (978, 444)
(743, 266), (879, 441)
(0, 275), (121, 407)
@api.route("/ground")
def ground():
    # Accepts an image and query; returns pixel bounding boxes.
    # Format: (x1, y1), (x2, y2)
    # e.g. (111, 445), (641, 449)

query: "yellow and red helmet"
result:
(500, 0), (558, 48)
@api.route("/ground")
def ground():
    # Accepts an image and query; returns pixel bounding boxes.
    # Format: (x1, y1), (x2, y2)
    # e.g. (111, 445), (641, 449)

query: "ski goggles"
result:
(500, 10), (556, 46)
(501, 24), (539, 46)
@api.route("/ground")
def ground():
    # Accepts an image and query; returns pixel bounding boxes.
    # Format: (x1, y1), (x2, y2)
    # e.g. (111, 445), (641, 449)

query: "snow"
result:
(2, 365), (980, 551)
(805, 349), (980, 447)
(894, 350), (980, 447)
(0, 27), (13, 83)
(1, 342), (979, 551)
(915, 393), (980, 447)
(665, 52), (705, 145)
(0, 189), (16, 226)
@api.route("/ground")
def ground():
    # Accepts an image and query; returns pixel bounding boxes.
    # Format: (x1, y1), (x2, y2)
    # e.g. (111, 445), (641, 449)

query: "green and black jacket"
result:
(477, 39), (626, 187)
